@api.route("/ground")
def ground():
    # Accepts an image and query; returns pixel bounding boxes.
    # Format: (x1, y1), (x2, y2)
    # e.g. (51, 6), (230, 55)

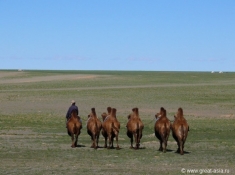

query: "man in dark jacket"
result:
(65, 100), (79, 127)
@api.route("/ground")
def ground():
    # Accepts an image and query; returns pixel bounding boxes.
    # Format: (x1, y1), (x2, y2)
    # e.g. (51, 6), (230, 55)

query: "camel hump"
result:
(132, 107), (138, 112)
(132, 107), (139, 116)
(158, 107), (165, 116)
(178, 107), (183, 116)
(71, 110), (77, 117)
(111, 108), (117, 116)
(107, 107), (112, 114)
(91, 108), (96, 115)
(163, 109), (167, 116)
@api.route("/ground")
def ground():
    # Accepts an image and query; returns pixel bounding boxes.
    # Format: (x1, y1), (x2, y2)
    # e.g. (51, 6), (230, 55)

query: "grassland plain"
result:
(0, 70), (235, 175)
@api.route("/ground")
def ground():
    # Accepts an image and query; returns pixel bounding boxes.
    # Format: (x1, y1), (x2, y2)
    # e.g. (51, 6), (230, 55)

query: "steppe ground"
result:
(0, 70), (234, 175)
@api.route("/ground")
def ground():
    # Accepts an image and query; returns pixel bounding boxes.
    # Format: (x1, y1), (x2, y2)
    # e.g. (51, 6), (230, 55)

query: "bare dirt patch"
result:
(0, 72), (98, 84)
(0, 71), (26, 78)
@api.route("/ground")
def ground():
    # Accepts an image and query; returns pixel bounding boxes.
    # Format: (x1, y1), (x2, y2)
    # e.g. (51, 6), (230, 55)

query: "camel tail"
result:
(162, 123), (169, 153)
(95, 121), (100, 134)
(136, 122), (143, 148)
(162, 123), (167, 138)
(181, 125), (188, 142)
(73, 123), (78, 135)
(161, 123), (168, 148)
(112, 122), (119, 134)
(179, 124), (187, 155)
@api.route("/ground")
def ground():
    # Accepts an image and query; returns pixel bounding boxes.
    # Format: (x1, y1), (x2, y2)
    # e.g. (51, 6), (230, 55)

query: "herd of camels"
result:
(66, 107), (189, 155)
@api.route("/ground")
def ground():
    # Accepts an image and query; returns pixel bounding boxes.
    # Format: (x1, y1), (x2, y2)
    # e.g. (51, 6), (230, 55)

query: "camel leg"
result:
(136, 131), (142, 149)
(179, 140), (184, 155)
(158, 140), (163, 151)
(130, 135), (134, 149)
(90, 134), (96, 148)
(137, 132), (142, 149)
(162, 139), (167, 153)
(134, 133), (138, 149)
(90, 137), (94, 148)
(75, 133), (79, 147)
(179, 141), (184, 155)
(176, 140), (180, 153)
(166, 134), (169, 148)
(96, 135), (99, 148)
(115, 135), (120, 150)
(104, 137), (107, 148)
(110, 137), (114, 148)
(108, 135), (112, 149)
(71, 134), (75, 148)
(93, 135), (97, 149)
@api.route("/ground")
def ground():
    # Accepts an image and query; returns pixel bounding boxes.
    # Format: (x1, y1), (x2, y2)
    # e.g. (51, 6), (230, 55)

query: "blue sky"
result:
(1, 1), (234, 71)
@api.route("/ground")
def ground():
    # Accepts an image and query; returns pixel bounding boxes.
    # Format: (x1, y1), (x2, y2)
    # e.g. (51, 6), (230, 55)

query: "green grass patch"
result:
(0, 70), (234, 174)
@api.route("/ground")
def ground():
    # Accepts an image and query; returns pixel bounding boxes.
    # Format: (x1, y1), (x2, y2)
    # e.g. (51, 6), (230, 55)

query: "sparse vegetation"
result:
(0, 70), (235, 174)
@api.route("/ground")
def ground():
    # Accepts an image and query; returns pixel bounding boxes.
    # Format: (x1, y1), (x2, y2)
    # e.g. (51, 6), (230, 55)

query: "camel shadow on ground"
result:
(97, 146), (123, 150)
(76, 144), (86, 148)
(174, 150), (191, 154)
(156, 148), (174, 153)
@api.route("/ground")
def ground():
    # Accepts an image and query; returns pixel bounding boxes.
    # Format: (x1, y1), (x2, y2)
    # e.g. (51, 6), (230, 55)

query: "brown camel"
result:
(154, 107), (171, 153)
(67, 110), (82, 148)
(172, 107), (189, 155)
(126, 108), (144, 149)
(87, 108), (102, 149)
(101, 106), (111, 148)
(101, 107), (120, 149)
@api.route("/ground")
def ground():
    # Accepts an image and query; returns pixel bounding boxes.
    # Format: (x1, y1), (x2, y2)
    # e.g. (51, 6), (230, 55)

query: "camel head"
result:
(174, 115), (177, 119)
(155, 113), (160, 119)
(101, 112), (108, 121)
